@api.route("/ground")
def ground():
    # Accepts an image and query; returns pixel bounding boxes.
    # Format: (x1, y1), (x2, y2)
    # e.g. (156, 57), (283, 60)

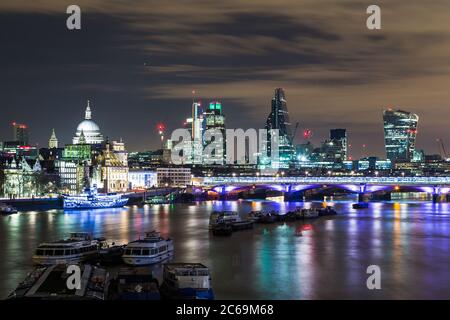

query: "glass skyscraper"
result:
(203, 101), (226, 164)
(383, 109), (419, 162)
(264, 88), (294, 168)
(329, 128), (348, 161)
(183, 101), (204, 164)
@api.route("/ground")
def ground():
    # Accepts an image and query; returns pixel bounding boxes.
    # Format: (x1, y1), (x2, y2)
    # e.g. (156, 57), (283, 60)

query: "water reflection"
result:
(0, 201), (449, 299)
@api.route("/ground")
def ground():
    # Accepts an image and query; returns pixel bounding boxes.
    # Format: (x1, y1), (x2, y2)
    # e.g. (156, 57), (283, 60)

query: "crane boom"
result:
(291, 122), (299, 144)
(437, 138), (448, 159)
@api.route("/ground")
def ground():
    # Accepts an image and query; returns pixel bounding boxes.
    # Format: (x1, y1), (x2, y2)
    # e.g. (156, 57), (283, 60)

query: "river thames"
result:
(1, 199), (449, 299)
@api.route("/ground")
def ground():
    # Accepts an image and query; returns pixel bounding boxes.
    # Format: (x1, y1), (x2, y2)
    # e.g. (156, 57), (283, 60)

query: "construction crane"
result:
(437, 138), (448, 160)
(291, 122), (300, 144)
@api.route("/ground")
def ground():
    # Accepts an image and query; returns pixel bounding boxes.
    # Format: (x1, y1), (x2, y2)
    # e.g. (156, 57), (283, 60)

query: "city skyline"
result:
(1, 1), (449, 157)
(0, 95), (437, 159)
(1, 1), (450, 305)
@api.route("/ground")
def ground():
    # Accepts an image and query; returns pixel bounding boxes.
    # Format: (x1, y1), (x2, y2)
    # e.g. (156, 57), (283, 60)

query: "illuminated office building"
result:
(12, 122), (29, 145)
(203, 101), (226, 165)
(329, 129), (348, 160)
(383, 109), (419, 162)
(264, 88), (295, 168)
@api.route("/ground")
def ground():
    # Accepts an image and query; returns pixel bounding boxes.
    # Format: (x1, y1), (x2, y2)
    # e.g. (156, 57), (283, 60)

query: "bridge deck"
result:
(203, 176), (450, 186)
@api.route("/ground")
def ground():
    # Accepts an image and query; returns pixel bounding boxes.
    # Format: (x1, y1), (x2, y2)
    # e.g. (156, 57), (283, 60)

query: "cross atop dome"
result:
(85, 100), (92, 120)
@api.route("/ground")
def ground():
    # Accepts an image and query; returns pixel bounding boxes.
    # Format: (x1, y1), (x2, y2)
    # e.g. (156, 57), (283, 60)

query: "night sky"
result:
(1, 1), (449, 158)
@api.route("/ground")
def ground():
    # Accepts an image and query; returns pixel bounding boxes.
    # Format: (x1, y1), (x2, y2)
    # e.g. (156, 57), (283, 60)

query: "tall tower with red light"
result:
(157, 123), (166, 149)
(12, 122), (29, 145)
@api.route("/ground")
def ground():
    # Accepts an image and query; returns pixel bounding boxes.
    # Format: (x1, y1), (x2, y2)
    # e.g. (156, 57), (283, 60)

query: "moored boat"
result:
(248, 210), (263, 222)
(298, 208), (320, 219)
(32, 232), (100, 266)
(209, 210), (240, 229)
(353, 202), (369, 209)
(258, 211), (277, 224)
(160, 263), (214, 300)
(230, 219), (254, 231)
(96, 239), (126, 264)
(112, 267), (160, 300)
(63, 186), (128, 210)
(276, 212), (296, 222)
(8, 264), (110, 300)
(145, 195), (171, 205)
(0, 203), (18, 215)
(122, 231), (174, 266)
(211, 222), (233, 236)
(318, 206), (338, 216)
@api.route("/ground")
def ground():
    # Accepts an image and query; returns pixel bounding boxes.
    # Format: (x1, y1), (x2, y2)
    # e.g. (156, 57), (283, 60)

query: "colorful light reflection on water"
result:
(0, 200), (449, 299)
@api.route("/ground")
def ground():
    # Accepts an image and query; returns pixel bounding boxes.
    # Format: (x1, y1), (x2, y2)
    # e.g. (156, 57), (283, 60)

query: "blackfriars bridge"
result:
(201, 176), (450, 202)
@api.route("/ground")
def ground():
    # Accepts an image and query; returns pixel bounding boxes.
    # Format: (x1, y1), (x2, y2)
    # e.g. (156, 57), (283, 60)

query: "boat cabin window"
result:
(189, 271), (197, 276)
(142, 249), (150, 255)
(131, 249), (142, 255)
(197, 270), (209, 276)
(35, 249), (44, 256)
(125, 249), (132, 255)
(54, 249), (64, 256)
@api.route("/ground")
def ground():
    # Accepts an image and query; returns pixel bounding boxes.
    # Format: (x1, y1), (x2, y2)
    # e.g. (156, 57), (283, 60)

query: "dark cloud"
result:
(0, 1), (449, 158)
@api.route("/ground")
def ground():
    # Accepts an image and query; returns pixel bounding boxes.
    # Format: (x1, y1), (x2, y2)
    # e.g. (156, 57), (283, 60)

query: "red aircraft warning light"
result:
(303, 129), (313, 140)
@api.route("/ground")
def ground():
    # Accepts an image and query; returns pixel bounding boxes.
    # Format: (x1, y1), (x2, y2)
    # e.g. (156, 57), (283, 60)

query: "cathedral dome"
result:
(77, 119), (100, 133)
(73, 101), (104, 145)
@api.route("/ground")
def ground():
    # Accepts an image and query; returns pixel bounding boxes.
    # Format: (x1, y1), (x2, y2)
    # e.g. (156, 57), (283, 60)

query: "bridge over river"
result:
(201, 176), (450, 202)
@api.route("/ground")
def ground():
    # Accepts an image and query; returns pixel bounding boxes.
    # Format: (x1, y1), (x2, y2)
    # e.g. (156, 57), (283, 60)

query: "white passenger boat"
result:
(63, 186), (128, 210)
(32, 232), (100, 266)
(122, 231), (174, 266)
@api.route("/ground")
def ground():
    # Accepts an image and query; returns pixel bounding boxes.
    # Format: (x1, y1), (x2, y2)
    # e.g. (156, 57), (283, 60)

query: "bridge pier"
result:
(431, 186), (447, 203)
(358, 193), (367, 203)
(432, 193), (447, 203)
(216, 186), (227, 200)
(357, 183), (368, 203)
(433, 193), (439, 203)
